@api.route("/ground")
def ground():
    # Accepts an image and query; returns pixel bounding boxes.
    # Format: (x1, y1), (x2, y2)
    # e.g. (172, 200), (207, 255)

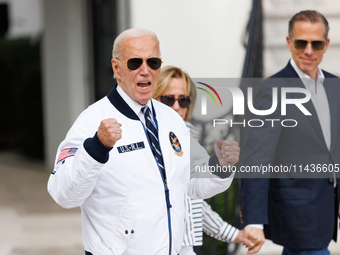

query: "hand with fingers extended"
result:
(97, 118), (122, 148)
(244, 226), (266, 254)
(215, 139), (240, 167)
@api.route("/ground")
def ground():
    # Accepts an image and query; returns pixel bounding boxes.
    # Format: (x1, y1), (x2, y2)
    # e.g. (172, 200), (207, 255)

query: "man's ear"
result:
(286, 36), (292, 52)
(112, 58), (121, 80)
(324, 38), (330, 52)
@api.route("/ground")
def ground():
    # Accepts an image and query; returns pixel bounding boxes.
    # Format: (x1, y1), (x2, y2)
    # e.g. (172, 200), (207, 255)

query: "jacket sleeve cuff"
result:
(84, 132), (112, 163)
(209, 153), (233, 178)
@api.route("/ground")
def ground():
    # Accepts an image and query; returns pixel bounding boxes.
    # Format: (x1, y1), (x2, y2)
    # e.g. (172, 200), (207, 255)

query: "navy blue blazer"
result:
(240, 61), (340, 250)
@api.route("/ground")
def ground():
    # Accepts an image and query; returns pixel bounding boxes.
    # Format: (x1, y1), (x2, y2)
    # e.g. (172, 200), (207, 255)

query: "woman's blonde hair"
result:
(153, 66), (196, 121)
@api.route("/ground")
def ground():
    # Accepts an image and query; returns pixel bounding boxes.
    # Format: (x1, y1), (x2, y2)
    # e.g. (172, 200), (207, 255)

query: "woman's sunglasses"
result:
(160, 95), (191, 108)
(294, 39), (326, 51)
(117, 57), (162, 71)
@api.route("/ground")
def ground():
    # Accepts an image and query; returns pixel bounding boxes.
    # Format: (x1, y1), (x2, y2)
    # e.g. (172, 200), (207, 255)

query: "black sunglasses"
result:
(117, 57), (162, 71)
(160, 95), (191, 108)
(294, 39), (326, 51)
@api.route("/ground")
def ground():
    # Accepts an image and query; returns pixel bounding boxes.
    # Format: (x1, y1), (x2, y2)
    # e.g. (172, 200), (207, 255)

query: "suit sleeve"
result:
(240, 80), (283, 226)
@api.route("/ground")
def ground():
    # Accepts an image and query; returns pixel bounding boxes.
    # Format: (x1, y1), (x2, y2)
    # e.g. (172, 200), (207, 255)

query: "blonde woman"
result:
(154, 66), (253, 255)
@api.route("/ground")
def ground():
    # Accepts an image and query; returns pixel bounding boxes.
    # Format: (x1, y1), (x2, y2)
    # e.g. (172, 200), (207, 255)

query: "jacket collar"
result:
(283, 60), (333, 79)
(283, 61), (338, 152)
(106, 84), (157, 120)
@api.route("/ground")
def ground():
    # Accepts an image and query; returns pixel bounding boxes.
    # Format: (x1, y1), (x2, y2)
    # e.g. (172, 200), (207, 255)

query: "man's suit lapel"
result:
(283, 62), (328, 150)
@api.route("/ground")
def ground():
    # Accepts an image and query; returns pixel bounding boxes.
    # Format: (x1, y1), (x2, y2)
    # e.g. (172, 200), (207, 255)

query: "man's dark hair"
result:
(288, 10), (329, 41)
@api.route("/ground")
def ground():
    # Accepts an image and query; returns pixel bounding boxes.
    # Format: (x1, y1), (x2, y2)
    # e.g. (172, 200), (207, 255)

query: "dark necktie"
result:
(142, 106), (171, 209)
(142, 106), (165, 174)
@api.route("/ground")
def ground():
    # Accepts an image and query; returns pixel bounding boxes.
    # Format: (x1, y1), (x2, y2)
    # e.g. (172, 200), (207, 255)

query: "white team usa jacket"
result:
(48, 85), (234, 255)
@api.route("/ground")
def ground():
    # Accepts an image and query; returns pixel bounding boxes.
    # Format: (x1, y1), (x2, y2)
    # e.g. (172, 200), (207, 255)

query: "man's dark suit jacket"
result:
(240, 61), (340, 250)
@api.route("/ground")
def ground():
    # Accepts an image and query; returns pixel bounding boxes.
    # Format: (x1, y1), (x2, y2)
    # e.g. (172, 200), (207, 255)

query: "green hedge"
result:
(0, 37), (44, 159)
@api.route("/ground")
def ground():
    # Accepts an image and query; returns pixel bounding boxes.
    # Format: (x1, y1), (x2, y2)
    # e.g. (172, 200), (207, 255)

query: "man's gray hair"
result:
(112, 28), (161, 59)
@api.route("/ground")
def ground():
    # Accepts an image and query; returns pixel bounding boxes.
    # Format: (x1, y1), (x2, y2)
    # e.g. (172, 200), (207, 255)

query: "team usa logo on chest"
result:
(169, 131), (183, 157)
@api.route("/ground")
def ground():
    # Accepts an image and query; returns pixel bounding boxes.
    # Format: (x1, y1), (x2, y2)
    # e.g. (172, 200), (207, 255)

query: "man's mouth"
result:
(301, 57), (314, 63)
(137, 81), (151, 90)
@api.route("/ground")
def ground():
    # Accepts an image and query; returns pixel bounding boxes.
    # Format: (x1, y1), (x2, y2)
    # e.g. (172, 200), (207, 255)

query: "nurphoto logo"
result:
(196, 82), (223, 115)
(195, 78), (313, 128)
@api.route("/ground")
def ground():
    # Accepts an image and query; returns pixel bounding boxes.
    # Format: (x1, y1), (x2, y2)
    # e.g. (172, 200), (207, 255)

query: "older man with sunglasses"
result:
(240, 10), (340, 255)
(48, 28), (240, 255)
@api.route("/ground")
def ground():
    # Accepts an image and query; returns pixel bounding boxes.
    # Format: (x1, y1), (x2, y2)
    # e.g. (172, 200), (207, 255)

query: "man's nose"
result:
(304, 42), (314, 55)
(139, 60), (150, 75)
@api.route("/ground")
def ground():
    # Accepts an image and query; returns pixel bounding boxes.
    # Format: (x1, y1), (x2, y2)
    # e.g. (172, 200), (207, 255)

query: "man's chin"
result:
(298, 64), (317, 76)
(135, 95), (152, 106)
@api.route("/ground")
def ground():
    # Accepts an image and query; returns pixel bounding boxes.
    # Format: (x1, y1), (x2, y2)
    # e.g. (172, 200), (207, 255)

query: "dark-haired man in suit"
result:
(240, 10), (340, 255)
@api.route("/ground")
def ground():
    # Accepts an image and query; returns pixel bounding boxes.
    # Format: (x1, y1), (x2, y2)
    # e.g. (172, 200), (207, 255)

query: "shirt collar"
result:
(116, 85), (153, 116)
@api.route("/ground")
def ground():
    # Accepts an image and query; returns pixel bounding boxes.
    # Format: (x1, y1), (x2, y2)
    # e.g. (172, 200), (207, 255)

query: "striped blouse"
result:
(182, 197), (239, 246)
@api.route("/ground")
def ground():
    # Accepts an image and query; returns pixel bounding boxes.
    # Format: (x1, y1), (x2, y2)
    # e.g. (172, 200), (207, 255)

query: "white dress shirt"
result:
(117, 84), (154, 126)
(290, 59), (331, 150)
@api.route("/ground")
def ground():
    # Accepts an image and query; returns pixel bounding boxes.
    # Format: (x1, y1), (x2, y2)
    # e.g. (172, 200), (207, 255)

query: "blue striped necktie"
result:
(142, 106), (172, 209)
(142, 106), (165, 176)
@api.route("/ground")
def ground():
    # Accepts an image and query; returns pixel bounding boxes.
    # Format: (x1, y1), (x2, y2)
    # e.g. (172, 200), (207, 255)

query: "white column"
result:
(41, 0), (92, 167)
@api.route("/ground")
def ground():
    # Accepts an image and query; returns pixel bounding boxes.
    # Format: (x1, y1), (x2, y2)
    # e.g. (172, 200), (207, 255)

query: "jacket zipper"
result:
(141, 121), (172, 255)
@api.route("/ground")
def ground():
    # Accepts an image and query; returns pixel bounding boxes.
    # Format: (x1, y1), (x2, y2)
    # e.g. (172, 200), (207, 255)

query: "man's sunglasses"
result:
(117, 57), (162, 71)
(160, 95), (191, 108)
(293, 40), (326, 51)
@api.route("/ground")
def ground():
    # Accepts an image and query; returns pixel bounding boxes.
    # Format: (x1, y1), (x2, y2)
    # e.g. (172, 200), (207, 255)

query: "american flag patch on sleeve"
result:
(57, 148), (78, 162)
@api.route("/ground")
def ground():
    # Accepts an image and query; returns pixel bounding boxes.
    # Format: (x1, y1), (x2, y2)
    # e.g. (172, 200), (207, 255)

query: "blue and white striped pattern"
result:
(142, 106), (165, 176)
(182, 198), (239, 247)
(183, 197), (203, 246)
(202, 200), (239, 243)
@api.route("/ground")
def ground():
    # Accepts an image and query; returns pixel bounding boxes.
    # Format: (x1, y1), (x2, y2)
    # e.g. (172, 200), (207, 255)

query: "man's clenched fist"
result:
(97, 118), (122, 148)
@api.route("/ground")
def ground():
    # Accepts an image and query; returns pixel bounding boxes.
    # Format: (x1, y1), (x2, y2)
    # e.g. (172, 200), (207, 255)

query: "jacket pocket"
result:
(109, 199), (134, 255)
